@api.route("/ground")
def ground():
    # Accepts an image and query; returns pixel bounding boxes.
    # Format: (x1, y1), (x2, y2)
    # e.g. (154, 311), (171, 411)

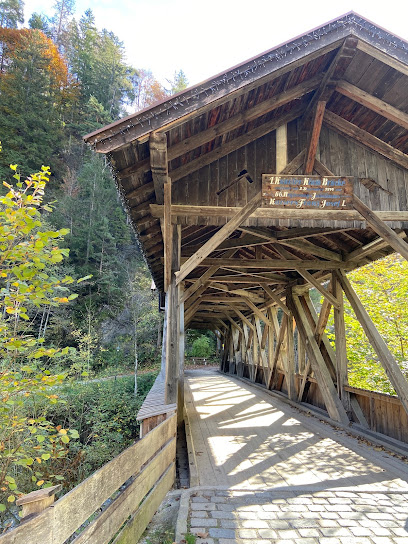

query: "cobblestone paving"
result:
(184, 487), (408, 544)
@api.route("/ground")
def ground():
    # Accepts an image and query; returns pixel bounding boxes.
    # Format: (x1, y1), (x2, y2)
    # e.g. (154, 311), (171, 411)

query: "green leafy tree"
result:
(0, 28), (76, 178)
(0, 157), (82, 513)
(341, 255), (408, 393)
(0, 0), (24, 28)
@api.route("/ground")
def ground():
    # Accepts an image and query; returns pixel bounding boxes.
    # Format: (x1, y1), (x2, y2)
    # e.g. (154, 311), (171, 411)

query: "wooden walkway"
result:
(184, 369), (408, 491)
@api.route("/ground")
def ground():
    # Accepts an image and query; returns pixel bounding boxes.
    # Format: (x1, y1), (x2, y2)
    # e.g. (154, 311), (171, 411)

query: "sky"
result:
(23, 0), (408, 88)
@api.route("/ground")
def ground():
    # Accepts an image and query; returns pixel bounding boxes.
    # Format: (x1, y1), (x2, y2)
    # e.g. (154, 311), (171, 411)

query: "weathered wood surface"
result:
(151, 204), (408, 223)
(136, 373), (176, 420)
(185, 370), (408, 488)
(0, 415), (176, 544)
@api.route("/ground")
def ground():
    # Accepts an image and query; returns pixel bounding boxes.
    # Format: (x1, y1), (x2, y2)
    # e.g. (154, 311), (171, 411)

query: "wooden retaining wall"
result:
(0, 414), (177, 544)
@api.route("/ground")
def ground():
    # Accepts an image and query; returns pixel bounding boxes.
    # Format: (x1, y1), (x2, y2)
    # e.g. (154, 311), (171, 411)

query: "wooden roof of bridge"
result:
(84, 12), (408, 329)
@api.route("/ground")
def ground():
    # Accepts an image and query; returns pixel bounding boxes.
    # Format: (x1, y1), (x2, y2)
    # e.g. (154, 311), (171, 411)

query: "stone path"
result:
(179, 487), (408, 544)
(176, 370), (408, 543)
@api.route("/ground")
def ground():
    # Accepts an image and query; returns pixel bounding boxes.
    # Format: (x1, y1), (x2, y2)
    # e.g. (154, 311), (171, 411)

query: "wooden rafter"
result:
(335, 80), (408, 131)
(324, 110), (408, 171)
(170, 106), (305, 182)
(278, 238), (342, 261)
(301, 37), (358, 129)
(345, 231), (407, 262)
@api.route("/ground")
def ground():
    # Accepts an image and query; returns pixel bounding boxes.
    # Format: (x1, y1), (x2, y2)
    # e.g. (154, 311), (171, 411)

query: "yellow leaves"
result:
(36, 480), (44, 487)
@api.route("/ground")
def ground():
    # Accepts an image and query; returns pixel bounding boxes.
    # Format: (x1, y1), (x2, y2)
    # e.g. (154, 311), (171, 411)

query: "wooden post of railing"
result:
(16, 485), (61, 520)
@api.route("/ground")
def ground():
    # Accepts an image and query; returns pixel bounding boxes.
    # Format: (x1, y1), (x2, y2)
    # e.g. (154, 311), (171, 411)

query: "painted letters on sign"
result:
(261, 175), (353, 209)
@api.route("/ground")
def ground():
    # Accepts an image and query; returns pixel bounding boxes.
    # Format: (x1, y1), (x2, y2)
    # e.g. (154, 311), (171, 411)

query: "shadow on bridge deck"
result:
(184, 369), (408, 491)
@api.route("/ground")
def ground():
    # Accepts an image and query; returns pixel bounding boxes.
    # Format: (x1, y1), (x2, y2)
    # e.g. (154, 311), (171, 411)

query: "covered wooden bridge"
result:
(85, 11), (408, 440)
(5, 13), (408, 544)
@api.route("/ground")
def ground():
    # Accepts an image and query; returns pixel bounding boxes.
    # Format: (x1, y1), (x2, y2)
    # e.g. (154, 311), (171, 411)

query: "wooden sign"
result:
(262, 175), (353, 209)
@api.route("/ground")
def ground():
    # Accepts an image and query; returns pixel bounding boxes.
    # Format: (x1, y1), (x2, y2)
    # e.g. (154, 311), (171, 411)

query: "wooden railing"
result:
(0, 413), (177, 544)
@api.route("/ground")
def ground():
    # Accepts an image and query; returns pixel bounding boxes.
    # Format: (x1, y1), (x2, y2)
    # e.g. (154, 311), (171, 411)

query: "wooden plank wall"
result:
(172, 123), (408, 229)
(0, 415), (177, 544)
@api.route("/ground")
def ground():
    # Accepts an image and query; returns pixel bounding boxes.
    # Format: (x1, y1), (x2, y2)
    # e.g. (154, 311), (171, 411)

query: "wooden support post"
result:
(163, 180), (172, 292)
(353, 196), (408, 262)
(16, 485), (61, 520)
(165, 225), (181, 406)
(304, 101), (326, 174)
(332, 273), (351, 414)
(160, 295), (168, 380)
(268, 313), (288, 390)
(287, 292), (350, 424)
(178, 284), (185, 424)
(276, 124), (288, 174)
(176, 194), (261, 285)
(286, 297), (296, 401)
(336, 269), (408, 417)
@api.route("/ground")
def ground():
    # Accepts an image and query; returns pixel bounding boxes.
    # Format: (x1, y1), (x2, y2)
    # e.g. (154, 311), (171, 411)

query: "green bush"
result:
(191, 336), (212, 357)
(38, 373), (157, 487)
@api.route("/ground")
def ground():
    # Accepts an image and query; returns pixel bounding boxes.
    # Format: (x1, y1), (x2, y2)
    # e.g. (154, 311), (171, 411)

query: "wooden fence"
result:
(0, 413), (177, 544)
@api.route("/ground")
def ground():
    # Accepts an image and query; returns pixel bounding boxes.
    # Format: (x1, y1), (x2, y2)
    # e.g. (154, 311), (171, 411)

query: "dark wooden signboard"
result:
(262, 175), (353, 209)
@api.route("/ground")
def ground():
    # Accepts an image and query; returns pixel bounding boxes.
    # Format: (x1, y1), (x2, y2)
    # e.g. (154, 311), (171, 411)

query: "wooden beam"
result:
(324, 110), (408, 171)
(346, 231), (407, 262)
(353, 196), (408, 262)
(276, 124), (288, 174)
(356, 40), (408, 78)
(268, 313), (288, 389)
(280, 149), (306, 175)
(180, 257), (352, 270)
(205, 275), (288, 284)
(288, 292), (349, 424)
(242, 298), (273, 327)
(302, 37), (357, 128)
(313, 158), (335, 176)
(151, 203), (408, 223)
(184, 233), (266, 254)
(176, 194), (261, 284)
(149, 132), (168, 204)
(336, 269), (408, 417)
(279, 238), (342, 262)
(165, 225), (181, 405)
(170, 106), (305, 182)
(286, 300), (296, 401)
(335, 80), (408, 131)
(296, 269), (340, 308)
(227, 305), (255, 331)
(226, 315), (244, 336)
(168, 75), (322, 164)
(163, 181), (172, 292)
(304, 101), (326, 174)
(261, 284), (290, 315)
(332, 272), (350, 413)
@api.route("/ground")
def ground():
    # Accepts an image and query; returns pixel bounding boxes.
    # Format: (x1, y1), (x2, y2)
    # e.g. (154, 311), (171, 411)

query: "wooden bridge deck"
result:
(184, 369), (408, 491)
